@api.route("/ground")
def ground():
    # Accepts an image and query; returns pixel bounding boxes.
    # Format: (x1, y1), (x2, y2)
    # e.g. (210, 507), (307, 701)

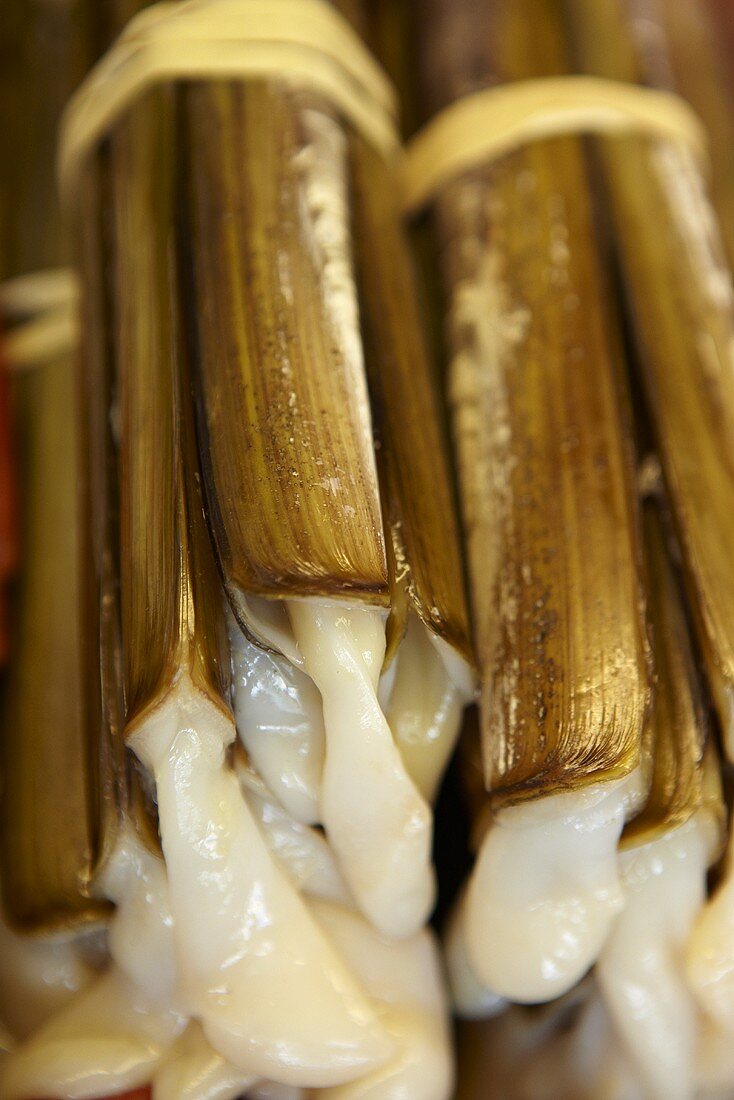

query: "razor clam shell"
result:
(350, 131), (473, 669)
(570, 0), (734, 760)
(109, 88), (230, 735)
(0, 0), (107, 929)
(1, 350), (108, 931)
(181, 81), (389, 627)
(623, 495), (722, 847)
(416, 0), (651, 807)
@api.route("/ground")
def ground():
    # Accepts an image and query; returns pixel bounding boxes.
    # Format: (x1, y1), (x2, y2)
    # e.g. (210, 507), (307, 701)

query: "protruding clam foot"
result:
(462, 776), (644, 1003)
(288, 602), (435, 941)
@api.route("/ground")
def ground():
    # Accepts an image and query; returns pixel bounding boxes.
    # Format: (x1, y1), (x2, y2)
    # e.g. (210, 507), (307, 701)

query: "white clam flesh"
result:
(248, 1084), (304, 1100)
(98, 827), (179, 1008)
(128, 675), (393, 1086)
(1, 595), (471, 1098)
(383, 614), (471, 802)
(310, 901), (453, 1100)
(0, 914), (95, 1043)
(598, 812), (718, 1100)
(287, 601), (435, 939)
(444, 894), (507, 1020)
(237, 766), (352, 907)
(688, 824), (734, 1036)
(231, 619), (325, 826)
(0, 968), (183, 1100)
(1, 828), (185, 1099)
(457, 770), (646, 1002)
(153, 1021), (258, 1100)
